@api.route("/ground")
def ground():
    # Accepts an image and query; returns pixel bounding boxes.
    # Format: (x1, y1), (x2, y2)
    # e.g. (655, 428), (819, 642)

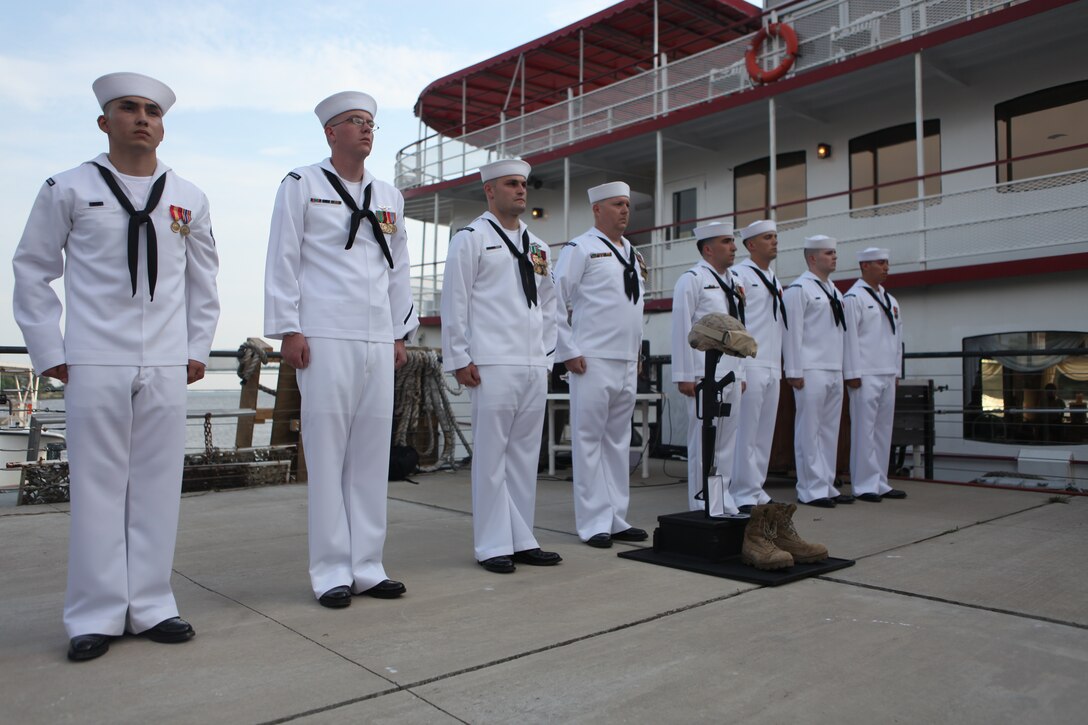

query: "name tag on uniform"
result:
(484, 245), (502, 251)
(590, 252), (612, 259)
(310, 197), (342, 205)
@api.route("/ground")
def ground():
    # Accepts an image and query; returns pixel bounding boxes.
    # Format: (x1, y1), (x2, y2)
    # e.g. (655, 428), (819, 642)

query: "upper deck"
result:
(396, 0), (1046, 192)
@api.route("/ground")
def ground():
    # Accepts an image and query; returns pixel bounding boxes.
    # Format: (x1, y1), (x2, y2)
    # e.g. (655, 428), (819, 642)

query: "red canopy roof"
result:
(415, 0), (760, 136)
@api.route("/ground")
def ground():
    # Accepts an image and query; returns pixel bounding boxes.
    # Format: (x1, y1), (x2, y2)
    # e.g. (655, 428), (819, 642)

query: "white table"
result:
(546, 392), (662, 479)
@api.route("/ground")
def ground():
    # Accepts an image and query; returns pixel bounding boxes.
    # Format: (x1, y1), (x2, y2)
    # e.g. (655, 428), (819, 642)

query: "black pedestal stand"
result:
(618, 349), (854, 584)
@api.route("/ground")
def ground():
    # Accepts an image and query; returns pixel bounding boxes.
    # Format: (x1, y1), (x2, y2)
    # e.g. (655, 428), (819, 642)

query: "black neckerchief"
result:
(485, 219), (537, 308)
(813, 276), (845, 329)
(320, 169), (394, 268)
(705, 265), (745, 324)
(748, 263), (788, 329)
(862, 285), (896, 333)
(92, 163), (168, 300)
(595, 236), (640, 304)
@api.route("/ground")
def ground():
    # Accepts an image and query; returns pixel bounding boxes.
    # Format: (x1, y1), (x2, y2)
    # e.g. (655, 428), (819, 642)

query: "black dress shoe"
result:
(144, 617), (195, 643)
(361, 579), (406, 598)
(833, 494), (856, 504)
(479, 556), (516, 573)
(611, 527), (648, 542)
(801, 497), (836, 508)
(856, 493), (883, 503)
(737, 504), (755, 514)
(512, 548), (563, 566)
(67, 634), (111, 662)
(883, 489), (908, 499)
(586, 533), (613, 548)
(318, 585), (353, 608)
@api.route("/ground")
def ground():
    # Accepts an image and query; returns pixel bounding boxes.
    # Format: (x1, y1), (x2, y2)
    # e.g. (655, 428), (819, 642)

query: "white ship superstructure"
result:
(396, 0), (1088, 487)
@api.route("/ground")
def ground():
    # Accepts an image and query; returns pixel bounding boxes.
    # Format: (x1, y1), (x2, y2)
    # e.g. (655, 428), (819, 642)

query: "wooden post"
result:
(236, 337), (272, 449)
(271, 359), (306, 482)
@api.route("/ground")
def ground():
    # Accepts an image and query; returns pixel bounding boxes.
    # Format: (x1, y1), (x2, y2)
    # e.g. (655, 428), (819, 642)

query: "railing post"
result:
(235, 337), (272, 448)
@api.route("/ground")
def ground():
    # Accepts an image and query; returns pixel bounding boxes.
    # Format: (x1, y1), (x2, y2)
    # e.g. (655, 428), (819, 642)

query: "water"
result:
(30, 386), (279, 454)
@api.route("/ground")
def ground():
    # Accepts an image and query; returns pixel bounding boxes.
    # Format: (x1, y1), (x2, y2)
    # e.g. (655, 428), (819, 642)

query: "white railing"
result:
(409, 166), (1088, 316)
(395, 0), (1020, 190)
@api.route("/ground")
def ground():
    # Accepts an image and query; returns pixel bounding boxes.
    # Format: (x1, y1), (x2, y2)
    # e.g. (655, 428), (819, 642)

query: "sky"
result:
(0, 0), (648, 355)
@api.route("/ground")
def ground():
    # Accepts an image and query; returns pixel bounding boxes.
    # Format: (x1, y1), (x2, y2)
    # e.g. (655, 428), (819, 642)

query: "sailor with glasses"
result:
(264, 91), (418, 609)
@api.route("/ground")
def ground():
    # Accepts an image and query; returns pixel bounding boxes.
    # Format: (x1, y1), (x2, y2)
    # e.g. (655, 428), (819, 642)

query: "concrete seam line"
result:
(818, 576), (1088, 631)
(262, 589), (752, 723)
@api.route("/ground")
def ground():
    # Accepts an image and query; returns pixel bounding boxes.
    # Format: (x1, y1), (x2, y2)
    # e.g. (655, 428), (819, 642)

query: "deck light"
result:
(817, 143), (832, 159)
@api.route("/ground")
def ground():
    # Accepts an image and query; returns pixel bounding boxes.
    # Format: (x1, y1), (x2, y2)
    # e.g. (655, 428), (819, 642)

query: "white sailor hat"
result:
(315, 91), (378, 126)
(804, 235), (837, 250)
(857, 247), (890, 262)
(588, 181), (630, 204)
(93, 72), (175, 114)
(740, 219), (777, 241)
(480, 159), (531, 183)
(693, 221), (734, 241)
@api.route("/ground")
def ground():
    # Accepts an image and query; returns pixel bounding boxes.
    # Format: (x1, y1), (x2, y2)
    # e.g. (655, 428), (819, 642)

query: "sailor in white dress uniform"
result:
(670, 221), (746, 515)
(782, 235), (853, 507)
(729, 220), (787, 509)
(554, 181), (649, 548)
(264, 91), (418, 607)
(12, 72), (219, 661)
(843, 247), (907, 502)
(440, 159), (562, 573)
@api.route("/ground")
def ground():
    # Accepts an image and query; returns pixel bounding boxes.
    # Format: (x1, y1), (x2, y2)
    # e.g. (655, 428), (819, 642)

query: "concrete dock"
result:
(1, 466), (1085, 724)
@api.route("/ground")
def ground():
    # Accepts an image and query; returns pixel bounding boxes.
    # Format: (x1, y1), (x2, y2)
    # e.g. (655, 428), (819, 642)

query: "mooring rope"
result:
(237, 340), (276, 396)
(393, 348), (471, 471)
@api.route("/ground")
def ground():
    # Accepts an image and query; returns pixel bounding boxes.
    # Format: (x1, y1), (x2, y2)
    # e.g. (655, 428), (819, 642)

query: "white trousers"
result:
(63, 364), (186, 638)
(793, 370), (844, 503)
(469, 365), (546, 561)
(731, 366), (780, 507)
(848, 374), (896, 496)
(297, 338), (393, 597)
(685, 370), (741, 516)
(569, 358), (636, 540)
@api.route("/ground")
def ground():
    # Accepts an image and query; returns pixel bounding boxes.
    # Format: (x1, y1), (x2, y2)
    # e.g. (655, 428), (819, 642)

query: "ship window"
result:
(669, 188), (697, 241)
(996, 79), (1088, 183)
(850, 120), (941, 210)
(962, 331), (1088, 445)
(733, 151), (807, 228)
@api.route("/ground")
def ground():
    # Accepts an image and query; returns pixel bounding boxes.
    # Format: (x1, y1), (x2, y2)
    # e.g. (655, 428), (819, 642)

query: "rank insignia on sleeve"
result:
(169, 205), (193, 236)
(46, 177), (56, 187)
(377, 208), (397, 235)
(283, 171), (301, 182)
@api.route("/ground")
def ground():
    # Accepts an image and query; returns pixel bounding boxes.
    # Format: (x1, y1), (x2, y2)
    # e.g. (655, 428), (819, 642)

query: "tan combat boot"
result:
(770, 503), (829, 564)
(741, 505), (794, 570)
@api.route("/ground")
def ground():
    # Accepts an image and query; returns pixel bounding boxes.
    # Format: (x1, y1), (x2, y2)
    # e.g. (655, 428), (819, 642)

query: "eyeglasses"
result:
(329, 116), (379, 131)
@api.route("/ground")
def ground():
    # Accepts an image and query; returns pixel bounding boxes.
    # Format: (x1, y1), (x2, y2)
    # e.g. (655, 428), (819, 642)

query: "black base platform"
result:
(617, 510), (855, 585)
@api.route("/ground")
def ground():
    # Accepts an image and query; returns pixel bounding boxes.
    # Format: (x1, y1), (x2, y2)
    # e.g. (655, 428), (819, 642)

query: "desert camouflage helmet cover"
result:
(688, 313), (758, 358)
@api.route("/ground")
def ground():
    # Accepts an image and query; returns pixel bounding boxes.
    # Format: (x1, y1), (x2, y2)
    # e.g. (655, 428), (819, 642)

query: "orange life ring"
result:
(745, 22), (799, 84)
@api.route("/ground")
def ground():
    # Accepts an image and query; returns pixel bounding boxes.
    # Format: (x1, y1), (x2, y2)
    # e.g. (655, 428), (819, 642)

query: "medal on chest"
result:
(635, 250), (648, 282)
(169, 205), (193, 237)
(529, 242), (548, 275)
(376, 206), (397, 235)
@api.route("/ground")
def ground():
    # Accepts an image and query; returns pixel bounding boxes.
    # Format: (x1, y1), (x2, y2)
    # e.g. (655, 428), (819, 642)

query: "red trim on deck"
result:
(415, 0), (759, 134)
